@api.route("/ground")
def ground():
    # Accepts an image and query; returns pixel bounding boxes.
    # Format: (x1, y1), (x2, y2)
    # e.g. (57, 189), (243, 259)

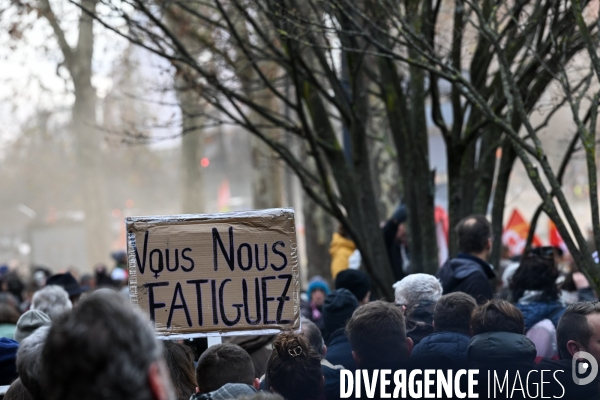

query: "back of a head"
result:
(41, 291), (161, 400)
(322, 289), (359, 337)
(300, 317), (325, 358)
(0, 303), (20, 324)
(433, 292), (477, 335)
(195, 343), (254, 393)
(334, 270), (370, 303)
(456, 215), (491, 254)
(4, 378), (34, 400)
(31, 285), (72, 320)
(345, 301), (408, 369)
(510, 254), (559, 302)
(471, 299), (524, 335)
(393, 274), (442, 306)
(163, 341), (196, 400)
(557, 302), (600, 359)
(266, 332), (322, 400)
(17, 326), (49, 400)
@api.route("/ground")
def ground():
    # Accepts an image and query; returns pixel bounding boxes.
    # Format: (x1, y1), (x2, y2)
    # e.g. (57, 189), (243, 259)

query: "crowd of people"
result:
(0, 214), (599, 399)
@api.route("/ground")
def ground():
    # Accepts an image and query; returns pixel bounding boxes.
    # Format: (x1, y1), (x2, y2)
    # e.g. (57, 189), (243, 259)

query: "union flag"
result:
(502, 209), (543, 257)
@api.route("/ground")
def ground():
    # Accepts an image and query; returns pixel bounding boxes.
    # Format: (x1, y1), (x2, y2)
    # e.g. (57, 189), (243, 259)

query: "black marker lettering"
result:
(242, 278), (261, 325)
(149, 249), (164, 279)
(134, 231), (149, 274)
(255, 243), (268, 271)
(276, 274), (293, 324)
(143, 282), (168, 322)
(237, 243), (253, 271)
(213, 227), (235, 271)
(261, 276), (276, 324)
(165, 249), (179, 272)
(271, 241), (287, 271)
(211, 279), (218, 325)
(187, 279), (208, 326)
(167, 282), (192, 328)
(219, 279), (242, 327)
(181, 248), (194, 272)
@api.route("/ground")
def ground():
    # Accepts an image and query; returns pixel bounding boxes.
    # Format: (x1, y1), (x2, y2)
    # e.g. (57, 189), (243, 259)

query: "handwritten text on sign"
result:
(126, 209), (299, 337)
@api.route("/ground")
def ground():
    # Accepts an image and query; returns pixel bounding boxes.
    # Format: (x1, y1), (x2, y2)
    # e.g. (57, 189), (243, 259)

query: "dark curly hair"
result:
(510, 254), (559, 302)
(265, 333), (322, 400)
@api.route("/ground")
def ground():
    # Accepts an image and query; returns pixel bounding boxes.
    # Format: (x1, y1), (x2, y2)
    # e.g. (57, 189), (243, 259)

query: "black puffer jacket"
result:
(468, 332), (538, 399)
(467, 331), (536, 369)
(437, 254), (495, 304)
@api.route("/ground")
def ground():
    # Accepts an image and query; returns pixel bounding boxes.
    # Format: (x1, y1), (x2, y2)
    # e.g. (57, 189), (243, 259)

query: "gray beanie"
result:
(15, 310), (51, 342)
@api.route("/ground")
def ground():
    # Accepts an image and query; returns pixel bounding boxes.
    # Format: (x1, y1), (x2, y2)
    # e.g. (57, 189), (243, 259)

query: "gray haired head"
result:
(393, 273), (443, 306)
(300, 317), (325, 358)
(41, 291), (167, 400)
(31, 285), (72, 320)
(16, 325), (50, 400)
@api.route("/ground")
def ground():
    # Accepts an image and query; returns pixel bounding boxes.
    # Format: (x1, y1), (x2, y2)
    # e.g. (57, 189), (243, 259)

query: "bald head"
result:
(456, 215), (491, 255)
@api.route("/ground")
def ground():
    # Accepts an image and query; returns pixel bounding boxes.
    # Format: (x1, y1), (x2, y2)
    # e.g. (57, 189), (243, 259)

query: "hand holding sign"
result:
(127, 208), (300, 338)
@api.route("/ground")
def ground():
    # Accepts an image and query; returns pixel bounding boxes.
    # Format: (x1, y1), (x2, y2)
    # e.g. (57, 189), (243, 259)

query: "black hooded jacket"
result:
(436, 253), (495, 304)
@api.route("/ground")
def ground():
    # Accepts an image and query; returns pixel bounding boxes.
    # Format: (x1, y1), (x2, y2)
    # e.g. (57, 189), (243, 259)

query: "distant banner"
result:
(126, 208), (299, 338)
(502, 209), (542, 257)
(435, 206), (449, 267)
(549, 220), (569, 254)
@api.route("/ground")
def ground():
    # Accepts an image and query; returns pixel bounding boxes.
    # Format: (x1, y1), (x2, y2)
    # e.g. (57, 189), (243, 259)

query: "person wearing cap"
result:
(322, 288), (359, 370)
(334, 269), (370, 305)
(14, 309), (51, 342)
(45, 272), (89, 305)
(300, 276), (330, 333)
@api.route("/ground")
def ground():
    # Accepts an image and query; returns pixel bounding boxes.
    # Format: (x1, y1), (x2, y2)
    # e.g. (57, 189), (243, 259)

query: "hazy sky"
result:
(0, 1), (181, 153)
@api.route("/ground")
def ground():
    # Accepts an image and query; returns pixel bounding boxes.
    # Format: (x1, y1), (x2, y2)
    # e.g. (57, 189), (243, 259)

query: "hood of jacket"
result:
(468, 332), (536, 367)
(190, 383), (257, 400)
(437, 254), (495, 291)
(516, 301), (565, 331)
(329, 233), (356, 256)
(411, 331), (471, 362)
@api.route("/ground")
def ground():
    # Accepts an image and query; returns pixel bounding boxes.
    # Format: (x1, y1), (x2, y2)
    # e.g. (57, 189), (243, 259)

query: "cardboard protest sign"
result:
(126, 208), (299, 338)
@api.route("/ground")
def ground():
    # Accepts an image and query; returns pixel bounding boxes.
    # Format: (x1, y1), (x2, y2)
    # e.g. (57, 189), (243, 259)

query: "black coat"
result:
(411, 331), (471, 367)
(325, 328), (356, 370)
(537, 357), (599, 400)
(436, 254), (495, 304)
(468, 331), (536, 369)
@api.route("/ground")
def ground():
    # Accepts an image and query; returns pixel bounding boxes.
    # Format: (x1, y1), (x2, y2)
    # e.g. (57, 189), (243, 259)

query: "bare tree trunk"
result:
(177, 81), (205, 214)
(70, 0), (110, 269)
(303, 194), (336, 282)
(251, 136), (283, 209)
(163, 7), (206, 214)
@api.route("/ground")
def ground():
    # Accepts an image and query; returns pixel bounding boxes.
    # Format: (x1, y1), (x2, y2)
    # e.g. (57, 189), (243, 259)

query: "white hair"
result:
(393, 273), (443, 306)
(32, 285), (72, 320)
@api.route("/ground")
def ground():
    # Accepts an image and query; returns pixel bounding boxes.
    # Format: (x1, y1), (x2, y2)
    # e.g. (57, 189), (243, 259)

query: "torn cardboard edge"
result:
(126, 208), (299, 337)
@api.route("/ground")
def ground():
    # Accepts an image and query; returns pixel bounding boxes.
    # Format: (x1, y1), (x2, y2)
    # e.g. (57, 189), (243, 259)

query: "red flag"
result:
(502, 209), (542, 257)
(549, 220), (569, 254)
(435, 206), (449, 267)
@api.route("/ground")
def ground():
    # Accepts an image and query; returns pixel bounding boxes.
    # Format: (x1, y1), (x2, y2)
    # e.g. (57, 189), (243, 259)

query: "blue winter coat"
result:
(325, 328), (356, 370)
(410, 331), (471, 366)
(516, 300), (565, 331)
